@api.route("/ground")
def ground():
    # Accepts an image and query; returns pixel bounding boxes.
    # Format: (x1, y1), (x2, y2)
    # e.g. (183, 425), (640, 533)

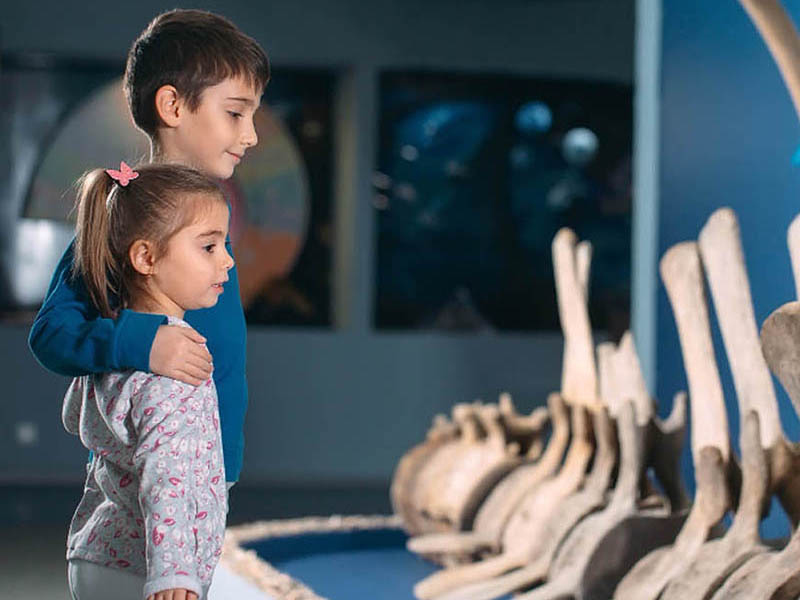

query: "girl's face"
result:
(140, 198), (235, 318)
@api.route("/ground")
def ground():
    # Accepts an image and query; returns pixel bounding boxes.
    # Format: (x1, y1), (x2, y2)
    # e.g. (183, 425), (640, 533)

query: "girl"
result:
(63, 162), (233, 600)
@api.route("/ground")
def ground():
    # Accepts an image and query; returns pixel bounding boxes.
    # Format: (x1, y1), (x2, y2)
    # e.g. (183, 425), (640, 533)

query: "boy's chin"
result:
(211, 165), (236, 180)
(201, 158), (236, 180)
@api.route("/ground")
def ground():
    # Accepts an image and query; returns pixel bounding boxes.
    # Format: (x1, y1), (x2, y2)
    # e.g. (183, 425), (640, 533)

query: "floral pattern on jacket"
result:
(63, 319), (226, 598)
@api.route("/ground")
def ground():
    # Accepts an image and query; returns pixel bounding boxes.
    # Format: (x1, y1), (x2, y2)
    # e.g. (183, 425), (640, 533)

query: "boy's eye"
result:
(204, 244), (216, 253)
(227, 111), (243, 119)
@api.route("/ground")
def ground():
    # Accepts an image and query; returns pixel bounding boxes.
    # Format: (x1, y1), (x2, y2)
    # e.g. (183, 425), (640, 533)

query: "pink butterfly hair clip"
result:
(105, 161), (139, 186)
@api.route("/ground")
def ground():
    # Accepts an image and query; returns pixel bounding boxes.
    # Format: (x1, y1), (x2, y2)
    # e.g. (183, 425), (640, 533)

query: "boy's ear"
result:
(129, 239), (158, 276)
(154, 85), (183, 128)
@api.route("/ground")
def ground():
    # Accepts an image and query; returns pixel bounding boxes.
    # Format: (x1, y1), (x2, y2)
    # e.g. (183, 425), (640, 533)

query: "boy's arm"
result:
(29, 240), (211, 383)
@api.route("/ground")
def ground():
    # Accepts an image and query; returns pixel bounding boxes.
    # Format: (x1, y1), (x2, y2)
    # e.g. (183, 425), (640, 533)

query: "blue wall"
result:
(659, 1), (800, 537)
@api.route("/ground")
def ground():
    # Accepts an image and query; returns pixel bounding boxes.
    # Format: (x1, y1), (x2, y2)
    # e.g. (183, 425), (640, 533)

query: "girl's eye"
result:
(204, 244), (215, 253)
(228, 111), (242, 119)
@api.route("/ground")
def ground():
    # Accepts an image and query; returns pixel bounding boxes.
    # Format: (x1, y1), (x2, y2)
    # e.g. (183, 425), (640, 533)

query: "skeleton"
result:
(658, 208), (800, 599)
(613, 242), (737, 600)
(412, 228), (598, 599)
(408, 403), (526, 537)
(392, 411), (462, 535)
(702, 206), (800, 598)
(706, 300), (800, 599)
(698, 208), (800, 523)
(649, 3), (800, 595)
(422, 403), (525, 533)
(790, 214), (800, 300)
(738, 0), (800, 126)
(406, 232), (592, 564)
(406, 404), (490, 535)
(427, 341), (620, 600)
(499, 337), (687, 600)
(498, 393), (550, 461)
(416, 235), (686, 600)
(393, 391), (551, 542)
(406, 392), (569, 564)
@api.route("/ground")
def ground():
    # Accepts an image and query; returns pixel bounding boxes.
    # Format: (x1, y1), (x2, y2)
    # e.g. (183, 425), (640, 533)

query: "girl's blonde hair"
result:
(73, 163), (226, 318)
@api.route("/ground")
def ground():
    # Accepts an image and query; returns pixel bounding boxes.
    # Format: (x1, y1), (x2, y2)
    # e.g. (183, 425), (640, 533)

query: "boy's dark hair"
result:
(124, 9), (270, 137)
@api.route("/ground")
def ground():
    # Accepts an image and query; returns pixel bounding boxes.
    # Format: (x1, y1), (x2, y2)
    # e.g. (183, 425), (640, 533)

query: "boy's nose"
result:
(242, 119), (258, 148)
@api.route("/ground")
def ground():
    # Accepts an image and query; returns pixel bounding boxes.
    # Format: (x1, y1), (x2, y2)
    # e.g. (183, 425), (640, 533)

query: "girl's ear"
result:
(154, 85), (183, 128)
(129, 239), (157, 276)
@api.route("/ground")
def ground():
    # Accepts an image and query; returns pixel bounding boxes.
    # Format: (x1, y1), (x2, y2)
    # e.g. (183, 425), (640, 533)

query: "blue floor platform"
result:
(244, 528), (513, 600)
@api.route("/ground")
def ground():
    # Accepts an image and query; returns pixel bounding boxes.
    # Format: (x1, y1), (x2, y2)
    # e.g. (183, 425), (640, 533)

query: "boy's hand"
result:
(150, 324), (212, 386)
(146, 590), (198, 600)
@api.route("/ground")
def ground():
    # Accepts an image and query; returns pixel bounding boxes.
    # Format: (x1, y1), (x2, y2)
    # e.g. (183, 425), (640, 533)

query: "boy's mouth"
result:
(227, 151), (243, 162)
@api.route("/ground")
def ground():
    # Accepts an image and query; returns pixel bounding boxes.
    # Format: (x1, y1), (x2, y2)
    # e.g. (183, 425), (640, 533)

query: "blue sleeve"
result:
(28, 239), (166, 377)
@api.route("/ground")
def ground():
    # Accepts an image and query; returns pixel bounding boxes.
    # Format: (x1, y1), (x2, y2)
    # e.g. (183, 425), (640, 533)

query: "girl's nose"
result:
(224, 248), (235, 270)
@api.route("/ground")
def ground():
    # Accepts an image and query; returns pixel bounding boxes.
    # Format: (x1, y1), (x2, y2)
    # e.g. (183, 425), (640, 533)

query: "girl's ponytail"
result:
(73, 169), (118, 318)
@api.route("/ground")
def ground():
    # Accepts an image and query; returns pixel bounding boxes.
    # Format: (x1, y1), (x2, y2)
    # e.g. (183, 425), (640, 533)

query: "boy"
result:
(29, 9), (270, 489)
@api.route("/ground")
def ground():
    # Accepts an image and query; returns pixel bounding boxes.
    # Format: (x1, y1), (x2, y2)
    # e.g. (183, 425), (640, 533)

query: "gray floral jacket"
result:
(63, 319), (227, 598)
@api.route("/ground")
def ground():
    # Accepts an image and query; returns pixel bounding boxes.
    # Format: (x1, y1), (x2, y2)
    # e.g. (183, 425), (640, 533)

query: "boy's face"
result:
(168, 76), (262, 179)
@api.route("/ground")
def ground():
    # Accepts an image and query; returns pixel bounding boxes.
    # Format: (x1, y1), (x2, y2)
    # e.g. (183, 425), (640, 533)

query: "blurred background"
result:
(3, 0), (800, 597)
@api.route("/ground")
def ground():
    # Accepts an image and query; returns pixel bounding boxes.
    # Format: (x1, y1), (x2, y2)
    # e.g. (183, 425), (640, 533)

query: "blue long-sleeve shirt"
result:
(29, 238), (248, 482)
